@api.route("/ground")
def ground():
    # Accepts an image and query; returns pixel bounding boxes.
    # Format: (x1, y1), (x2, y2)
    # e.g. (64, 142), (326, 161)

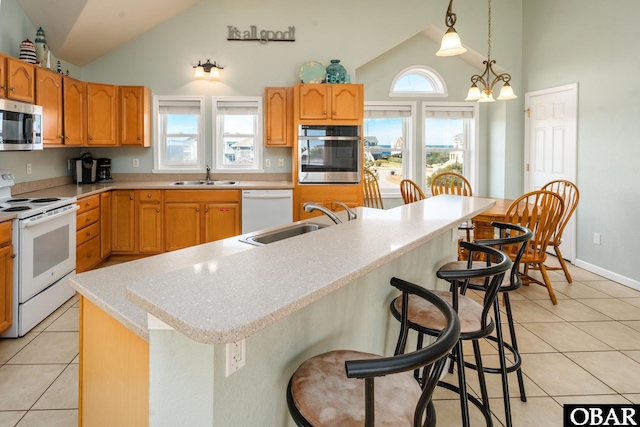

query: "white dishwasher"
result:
(242, 189), (293, 233)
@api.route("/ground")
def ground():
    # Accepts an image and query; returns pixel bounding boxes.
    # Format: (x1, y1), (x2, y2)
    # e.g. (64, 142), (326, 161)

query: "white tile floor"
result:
(1, 257), (640, 426)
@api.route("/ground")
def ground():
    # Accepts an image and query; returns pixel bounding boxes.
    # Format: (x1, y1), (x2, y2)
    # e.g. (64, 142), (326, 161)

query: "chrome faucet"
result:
(303, 202), (342, 225)
(334, 202), (357, 221)
(205, 165), (211, 182)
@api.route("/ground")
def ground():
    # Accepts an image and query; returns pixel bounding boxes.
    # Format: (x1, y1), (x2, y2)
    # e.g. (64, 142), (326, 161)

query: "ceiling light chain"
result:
(465, 0), (517, 102)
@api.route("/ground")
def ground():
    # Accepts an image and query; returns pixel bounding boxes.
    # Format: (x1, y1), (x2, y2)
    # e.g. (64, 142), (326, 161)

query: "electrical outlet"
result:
(225, 339), (246, 376)
(133, 159), (139, 168)
(278, 158), (284, 168)
(265, 159), (271, 168)
(26, 163), (32, 175)
(593, 233), (601, 245)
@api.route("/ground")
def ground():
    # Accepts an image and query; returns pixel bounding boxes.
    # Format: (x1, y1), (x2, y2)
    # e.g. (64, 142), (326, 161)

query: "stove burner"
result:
(7, 198), (29, 203)
(31, 198), (61, 203)
(3, 206), (31, 212)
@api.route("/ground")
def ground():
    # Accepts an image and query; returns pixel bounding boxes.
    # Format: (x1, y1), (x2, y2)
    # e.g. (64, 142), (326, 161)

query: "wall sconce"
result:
(193, 59), (223, 79)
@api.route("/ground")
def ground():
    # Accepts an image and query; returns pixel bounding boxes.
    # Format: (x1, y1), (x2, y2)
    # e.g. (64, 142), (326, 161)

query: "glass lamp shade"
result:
(208, 67), (220, 79)
(497, 83), (517, 100)
(465, 85), (482, 101)
(436, 28), (467, 56)
(193, 65), (205, 79)
(478, 90), (496, 103)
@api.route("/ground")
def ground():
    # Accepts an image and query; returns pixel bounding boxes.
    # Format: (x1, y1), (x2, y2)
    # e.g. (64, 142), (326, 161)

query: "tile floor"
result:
(1, 257), (640, 426)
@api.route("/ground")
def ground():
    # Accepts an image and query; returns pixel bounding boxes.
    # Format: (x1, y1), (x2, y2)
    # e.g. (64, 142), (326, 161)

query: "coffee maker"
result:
(97, 158), (113, 183)
(73, 152), (97, 184)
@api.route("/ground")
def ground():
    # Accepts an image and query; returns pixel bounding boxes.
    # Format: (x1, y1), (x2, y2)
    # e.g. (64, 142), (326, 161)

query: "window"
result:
(363, 102), (415, 195)
(390, 66), (447, 97)
(154, 96), (205, 171)
(422, 104), (478, 193)
(212, 97), (263, 171)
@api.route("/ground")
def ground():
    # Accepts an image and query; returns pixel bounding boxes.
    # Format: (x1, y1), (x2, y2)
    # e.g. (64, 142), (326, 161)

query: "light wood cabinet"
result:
(1, 55), (36, 102)
(62, 76), (86, 146)
(294, 84), (363, 123)
(264, 87), (292, 147)
(36, 68), (64, 146)
(164, 190), (240, 252)
(100, 192), (112, 260)
(87, 83), (118, 146)
(137, 190), (163, 253)
(0, 221), (13, 334)
(295, 185), (362, 221)
(76, 195), (102, 273)
(120, 86), (151, 147)
(111, 190), (135, 253)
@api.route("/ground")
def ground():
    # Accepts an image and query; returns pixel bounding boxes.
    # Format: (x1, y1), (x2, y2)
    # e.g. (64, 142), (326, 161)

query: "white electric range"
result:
(0, 171), (79, 338)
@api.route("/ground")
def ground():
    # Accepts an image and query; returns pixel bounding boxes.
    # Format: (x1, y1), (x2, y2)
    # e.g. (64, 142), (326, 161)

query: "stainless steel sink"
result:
(205, 180), (239, 186)
(240, 223), (328, 246)
(170, 180), (239, 186)
(170, 181), (205, 186)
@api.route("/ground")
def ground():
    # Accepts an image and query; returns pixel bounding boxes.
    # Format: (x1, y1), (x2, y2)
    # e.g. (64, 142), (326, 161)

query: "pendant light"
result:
(465, 0), (517, 102)
(436, 0), (467, 56)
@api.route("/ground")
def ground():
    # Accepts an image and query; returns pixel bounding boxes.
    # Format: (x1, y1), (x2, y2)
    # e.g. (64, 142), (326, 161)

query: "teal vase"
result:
(326, 59), (347, 83)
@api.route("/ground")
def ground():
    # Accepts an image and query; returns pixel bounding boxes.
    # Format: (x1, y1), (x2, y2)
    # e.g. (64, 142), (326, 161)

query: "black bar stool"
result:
(439, 222), (533, 427)
(286, 278), (460, 427)
(390, 242), (512, 427)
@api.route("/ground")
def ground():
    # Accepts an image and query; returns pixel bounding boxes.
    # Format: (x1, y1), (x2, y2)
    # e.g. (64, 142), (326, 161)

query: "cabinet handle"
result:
(332, 111), (336, 115)
(86, 231), (91, 236)
(66, 136), (70, 139)
(11, 253), (15, 259)
(196, 208), (200, 212)
(205, 208), (209, 213)
(1, 86), (6, 90)
(156, 208), (160, 213)
(130, 196), (134, 200)
(89, 136), (93, 141)
(86, 217), (91, 222)
(323, 111), (327, 115)
(147, 193), (152, 198)
(10, 87), (15, 92)
(86, 202), (91, 207)
(138, 137), (141, 141)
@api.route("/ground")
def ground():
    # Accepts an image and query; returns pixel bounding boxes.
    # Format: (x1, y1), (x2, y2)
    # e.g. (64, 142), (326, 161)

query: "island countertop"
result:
(70, 195), (495, 345)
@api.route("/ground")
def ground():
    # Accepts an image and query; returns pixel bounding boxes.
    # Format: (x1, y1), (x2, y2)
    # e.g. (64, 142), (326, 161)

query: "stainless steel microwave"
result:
(298, 125), (361, 184)
(0, 99), (43, 151)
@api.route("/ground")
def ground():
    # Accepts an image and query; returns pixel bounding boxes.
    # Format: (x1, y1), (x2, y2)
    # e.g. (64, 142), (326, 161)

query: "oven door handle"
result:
(19, 204), (80, 228)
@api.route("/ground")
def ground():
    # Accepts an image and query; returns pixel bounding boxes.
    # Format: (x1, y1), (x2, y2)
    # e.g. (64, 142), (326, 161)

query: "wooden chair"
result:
(363, 169), (384, 209)
(503, 190), (564, 305)
(430, 171), (473, 197)
(538, 180), (580, 282)
(431, 172), (474, 242)
(400, 179), (426, 204)
(287, 278), (460, 427)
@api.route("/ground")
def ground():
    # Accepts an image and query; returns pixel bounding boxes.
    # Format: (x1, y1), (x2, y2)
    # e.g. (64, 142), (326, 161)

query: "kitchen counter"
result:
(70, 195), (495, 343)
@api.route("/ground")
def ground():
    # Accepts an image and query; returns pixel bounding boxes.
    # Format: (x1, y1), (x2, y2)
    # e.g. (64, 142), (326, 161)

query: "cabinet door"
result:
(164, 203), (201, 252)
(298, 85), (329, 120)
(330, 85), (362, 120)
(0, 244), (13, 333)
(203, 203), (240, 243)
(120, 86), (151, 147)
(138, 203), (163, 253)
(111, 191), (135, 253)
(63, 77), (86, 146)
(6, 57), (35, 103)
(36, 68), (64, 146)
(87, 83), (118, 146)
(0, 55), (6, 98)
(265, 87), (292, 147)
(100, 192), (112, 260)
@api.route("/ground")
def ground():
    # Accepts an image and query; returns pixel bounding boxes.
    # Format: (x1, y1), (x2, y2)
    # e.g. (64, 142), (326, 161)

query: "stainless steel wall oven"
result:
(298, 125), (361, 184)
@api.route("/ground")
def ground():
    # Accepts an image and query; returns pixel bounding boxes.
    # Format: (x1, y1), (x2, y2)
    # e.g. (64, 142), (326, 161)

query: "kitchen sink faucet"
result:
(205, 165), (211, 182)
(334, 202), (357, 221)
(303, 202), (342, 225)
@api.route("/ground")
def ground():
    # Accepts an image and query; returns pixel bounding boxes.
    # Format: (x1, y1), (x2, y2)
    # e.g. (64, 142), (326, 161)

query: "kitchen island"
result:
(70, 195), (495, 427)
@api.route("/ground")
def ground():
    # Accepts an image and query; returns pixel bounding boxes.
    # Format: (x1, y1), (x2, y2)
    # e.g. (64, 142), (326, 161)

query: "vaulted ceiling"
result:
(16, 0), (201, 66)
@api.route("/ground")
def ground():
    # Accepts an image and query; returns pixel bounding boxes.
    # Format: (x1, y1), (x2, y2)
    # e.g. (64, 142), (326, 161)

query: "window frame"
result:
(389, 65), (448, 98)
(421, 102), (479, 195)
(211, 96), (263, 172)
(153, 95), (205, 172)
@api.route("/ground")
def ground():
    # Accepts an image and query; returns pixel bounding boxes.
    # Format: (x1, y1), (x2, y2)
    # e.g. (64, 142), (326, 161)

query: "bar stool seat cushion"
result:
(289, 349), (421, 426)
(393, 290), (489, 334)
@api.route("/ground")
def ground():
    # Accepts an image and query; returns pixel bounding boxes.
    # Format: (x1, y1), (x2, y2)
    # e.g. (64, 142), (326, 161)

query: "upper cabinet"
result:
(62, 76), (86, 146)
(87, 83), (118, 146)
(264, 87), (293, 147)
(120, 86), (151, 147)
(294, 83), (363, 124)
(35, 68), (63, 146)
(1, 55), (35, 103)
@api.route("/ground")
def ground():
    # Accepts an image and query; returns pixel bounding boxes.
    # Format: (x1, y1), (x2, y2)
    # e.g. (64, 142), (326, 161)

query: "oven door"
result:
(298, 137), (361, 184)
(18, 205), (79, 302)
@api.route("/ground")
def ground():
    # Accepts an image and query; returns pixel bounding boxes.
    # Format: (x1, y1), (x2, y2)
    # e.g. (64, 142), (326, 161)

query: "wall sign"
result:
(227, 26), (295, 44)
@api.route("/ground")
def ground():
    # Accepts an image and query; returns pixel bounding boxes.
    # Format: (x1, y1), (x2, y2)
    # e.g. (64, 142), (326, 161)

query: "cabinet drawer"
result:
(76, 221), (100, 246)
(77, 207), (100, 230)
(137, 190), (162, 203)
(0, 221), (11, 245)
(77, 194), (100, 214)
(77, 236), (101, 273)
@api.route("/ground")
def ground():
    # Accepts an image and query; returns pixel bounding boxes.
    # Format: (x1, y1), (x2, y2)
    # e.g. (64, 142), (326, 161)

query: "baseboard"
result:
(574, 258), (640, 291)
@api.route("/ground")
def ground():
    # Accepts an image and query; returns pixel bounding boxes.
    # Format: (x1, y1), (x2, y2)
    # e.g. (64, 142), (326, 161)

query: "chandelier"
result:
(465, 0), (517, 102)
(436, 0), (467, 56)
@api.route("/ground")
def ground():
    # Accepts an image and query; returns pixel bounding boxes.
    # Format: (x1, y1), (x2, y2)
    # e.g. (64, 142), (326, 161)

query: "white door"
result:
(524, 83), (578, 261)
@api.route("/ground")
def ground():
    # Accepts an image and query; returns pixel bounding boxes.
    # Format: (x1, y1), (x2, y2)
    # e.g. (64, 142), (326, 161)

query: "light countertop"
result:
(69, 195), (495, 344)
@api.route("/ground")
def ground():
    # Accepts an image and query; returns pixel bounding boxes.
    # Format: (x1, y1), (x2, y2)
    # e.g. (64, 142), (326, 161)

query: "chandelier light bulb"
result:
(496, 82), (517, 100)
(478, 91), (496, 103)
(465, 85), (482, 101)
(436, 28), (467, 56)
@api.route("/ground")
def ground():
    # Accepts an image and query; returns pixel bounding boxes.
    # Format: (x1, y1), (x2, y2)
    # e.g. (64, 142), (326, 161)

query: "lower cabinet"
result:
(0, 221), (13, 334)
(111, 190), (135, 253)
(164, 190), (240, 252)
(76, 194), (103, 273)
(137, 190), (163, 254)
(111, 190), (163, 255)
(295, 185), (362, 221)
(100, 192), (112, 260)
